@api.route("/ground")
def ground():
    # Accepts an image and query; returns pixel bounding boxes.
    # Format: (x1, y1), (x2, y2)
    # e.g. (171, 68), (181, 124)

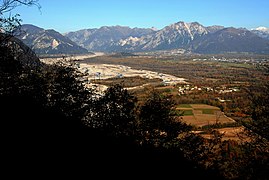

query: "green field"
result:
(177, 104), (192, 108)
(201, 109), (215, 114)
(182, 110), (193, 116)
(177, 104), (234, 127)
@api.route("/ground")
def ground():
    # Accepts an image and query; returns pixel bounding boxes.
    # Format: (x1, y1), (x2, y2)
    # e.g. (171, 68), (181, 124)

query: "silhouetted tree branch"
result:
(0, 0), (40, 14)
(0, 0), (40, 34)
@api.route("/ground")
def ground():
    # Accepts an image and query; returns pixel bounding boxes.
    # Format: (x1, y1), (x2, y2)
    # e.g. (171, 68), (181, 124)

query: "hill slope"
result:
(17, 24), (89, 54)
(190, 27), (269, 54)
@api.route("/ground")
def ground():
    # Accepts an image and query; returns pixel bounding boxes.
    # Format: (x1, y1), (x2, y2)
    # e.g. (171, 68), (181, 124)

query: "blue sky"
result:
(11, 0), (269, 33)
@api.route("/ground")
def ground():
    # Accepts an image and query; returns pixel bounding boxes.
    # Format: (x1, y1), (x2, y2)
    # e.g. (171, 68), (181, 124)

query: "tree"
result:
(42, 63), (94, 122)
(138, 91), (191, 146)
(248, 82), (269, 141)
(87, 84), (137, 137)
(0, 0), (40, 35)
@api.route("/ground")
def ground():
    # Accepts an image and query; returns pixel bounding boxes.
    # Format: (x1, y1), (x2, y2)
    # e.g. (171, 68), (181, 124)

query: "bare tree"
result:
(0, 0), (40, 34)
(0, 0), (41, 67)
(215, 111), (222, 124)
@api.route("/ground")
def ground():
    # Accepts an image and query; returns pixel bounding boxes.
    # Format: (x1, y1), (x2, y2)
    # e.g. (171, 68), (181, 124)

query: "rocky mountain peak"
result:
(254, 26), (269, 32)
(17, 24), (88, 54)
(251, 26), (269, 40)
(19, 21), (269, 54)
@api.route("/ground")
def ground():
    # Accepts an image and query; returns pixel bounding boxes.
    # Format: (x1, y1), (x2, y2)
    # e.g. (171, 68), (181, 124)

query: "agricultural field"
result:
(44, 54), (267, 141)
(79, 54), (267, 122)
(176, 104), (246, 140)
(177, 104), (234, 127)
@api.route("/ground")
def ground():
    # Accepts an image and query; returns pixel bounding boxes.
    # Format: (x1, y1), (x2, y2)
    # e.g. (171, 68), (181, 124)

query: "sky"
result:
(9, 0), (269, 33)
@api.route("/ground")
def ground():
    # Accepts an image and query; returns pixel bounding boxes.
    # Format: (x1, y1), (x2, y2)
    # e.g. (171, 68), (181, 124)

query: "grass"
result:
(202, 109), (215, 114)
(178, 104), (192, 108)
(191, 104), (220, 110)
(182, 110), (194, 116)
(176, 104), (234, 127)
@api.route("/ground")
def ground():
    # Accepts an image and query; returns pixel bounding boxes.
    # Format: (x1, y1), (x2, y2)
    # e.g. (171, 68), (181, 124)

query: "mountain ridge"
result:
(190, 27), (269, 54)
(251, 26), (269, 40)
(19, 22), (269, 54)
(64, 25), (156, 51)
(65, 21), (269, 54)
(16, 24), (89, 54)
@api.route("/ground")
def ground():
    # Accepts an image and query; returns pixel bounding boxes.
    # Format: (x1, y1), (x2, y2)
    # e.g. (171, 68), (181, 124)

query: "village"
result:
(178, 84), (240, 95)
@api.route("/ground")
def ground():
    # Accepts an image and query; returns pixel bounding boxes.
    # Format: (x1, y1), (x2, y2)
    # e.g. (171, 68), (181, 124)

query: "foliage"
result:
(1, 24), (269, 179)
(1, 45), (219, 178)
(41, 63), (94, 121)
(0, 0), (40, 35)
(199, 122), (241, 130)
(237, 138), (269, 180)
(86, 84), (137, 137)
(137, 91), (191, 146)
(247, 82), (269, 141)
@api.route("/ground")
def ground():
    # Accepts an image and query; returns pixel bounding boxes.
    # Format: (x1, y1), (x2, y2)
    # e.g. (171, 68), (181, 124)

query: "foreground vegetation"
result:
(1, 1), (269, 178)
(1, 38), (269, 179)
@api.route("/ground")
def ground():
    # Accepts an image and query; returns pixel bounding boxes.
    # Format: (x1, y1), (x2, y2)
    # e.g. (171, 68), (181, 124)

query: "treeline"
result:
(1, 37), (269, 179)
(0, 39), (216, 178)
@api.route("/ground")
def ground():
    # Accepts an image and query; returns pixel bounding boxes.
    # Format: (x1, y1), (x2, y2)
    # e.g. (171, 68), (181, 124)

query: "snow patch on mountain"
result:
(253, 27), (269, 32)
(251, 26), (269, 40)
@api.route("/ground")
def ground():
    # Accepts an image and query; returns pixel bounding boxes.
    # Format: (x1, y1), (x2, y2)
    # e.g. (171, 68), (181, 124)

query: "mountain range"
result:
(17, 22), (269, 54)
(16, 24), (88, 54)
(251, 27), (269, 40)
